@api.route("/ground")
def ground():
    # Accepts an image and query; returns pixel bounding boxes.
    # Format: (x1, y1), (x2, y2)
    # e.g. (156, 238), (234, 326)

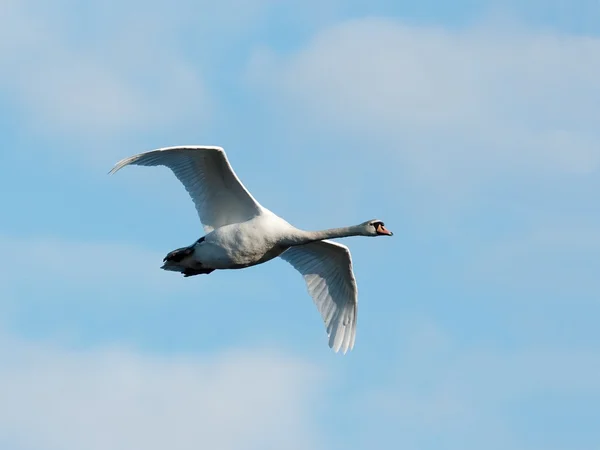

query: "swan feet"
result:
(183, 268), (215, 277)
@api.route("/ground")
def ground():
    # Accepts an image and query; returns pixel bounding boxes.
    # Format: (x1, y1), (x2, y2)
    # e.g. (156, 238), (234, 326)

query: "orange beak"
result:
(376, 224), (393, 236)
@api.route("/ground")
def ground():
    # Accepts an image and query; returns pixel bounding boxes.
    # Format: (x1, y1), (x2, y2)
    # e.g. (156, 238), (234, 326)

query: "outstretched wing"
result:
(110, 146), (264, 232)
(280, 240), (358, 354)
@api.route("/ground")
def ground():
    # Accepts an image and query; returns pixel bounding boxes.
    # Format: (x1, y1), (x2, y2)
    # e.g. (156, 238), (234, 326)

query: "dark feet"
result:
(183, 268), (215, 277)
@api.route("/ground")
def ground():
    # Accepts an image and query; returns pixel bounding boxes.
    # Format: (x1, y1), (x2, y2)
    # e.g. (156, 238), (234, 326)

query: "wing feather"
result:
(280, 240), (358, 354)
(110, 146), (263, 232)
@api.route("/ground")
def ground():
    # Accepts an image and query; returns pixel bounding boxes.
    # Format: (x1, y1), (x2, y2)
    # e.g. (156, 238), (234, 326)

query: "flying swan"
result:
(110, 146), (392, 354)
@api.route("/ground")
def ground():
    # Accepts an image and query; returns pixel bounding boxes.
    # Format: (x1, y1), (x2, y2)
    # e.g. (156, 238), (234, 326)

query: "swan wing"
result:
(110, 146), (264, 232)
(280, 240), (358, 354)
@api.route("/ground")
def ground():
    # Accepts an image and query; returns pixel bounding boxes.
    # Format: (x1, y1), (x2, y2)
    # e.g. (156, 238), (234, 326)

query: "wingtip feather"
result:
(108, 154), (139, 175)
(328, 302), (357, 355)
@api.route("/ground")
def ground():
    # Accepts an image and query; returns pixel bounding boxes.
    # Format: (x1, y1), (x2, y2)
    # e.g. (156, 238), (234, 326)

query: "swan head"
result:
(362, 219), (393, 237)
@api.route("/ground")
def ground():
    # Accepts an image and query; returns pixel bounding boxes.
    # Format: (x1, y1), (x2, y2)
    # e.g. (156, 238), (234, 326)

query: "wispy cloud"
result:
(358, 320), (600, 450)
(0, 331), (324, 450)
(0, 0), (208, 138)
(249, 18), (600, 187)
(2, 5), (599, 450)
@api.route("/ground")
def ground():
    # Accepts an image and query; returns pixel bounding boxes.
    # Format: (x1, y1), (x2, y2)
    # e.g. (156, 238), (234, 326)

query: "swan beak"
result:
(377, 224), (393, 236)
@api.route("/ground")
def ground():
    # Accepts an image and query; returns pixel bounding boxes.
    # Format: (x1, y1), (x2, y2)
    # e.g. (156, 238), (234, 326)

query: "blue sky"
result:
(0, 0), (599, 449)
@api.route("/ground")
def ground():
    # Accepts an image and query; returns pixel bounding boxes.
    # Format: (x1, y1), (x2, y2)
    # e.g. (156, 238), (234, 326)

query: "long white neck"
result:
(282, 225), (365, 246)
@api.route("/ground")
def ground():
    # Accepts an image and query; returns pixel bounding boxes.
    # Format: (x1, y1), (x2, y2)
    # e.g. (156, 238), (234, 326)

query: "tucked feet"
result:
(183, 268), (215, 277)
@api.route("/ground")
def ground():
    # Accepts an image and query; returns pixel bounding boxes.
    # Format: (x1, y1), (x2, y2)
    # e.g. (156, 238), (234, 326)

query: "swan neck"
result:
(285, 225), (363, 246)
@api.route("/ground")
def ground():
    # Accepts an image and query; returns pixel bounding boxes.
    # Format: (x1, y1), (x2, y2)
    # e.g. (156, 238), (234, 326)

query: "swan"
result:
(109, 146), (392, 354)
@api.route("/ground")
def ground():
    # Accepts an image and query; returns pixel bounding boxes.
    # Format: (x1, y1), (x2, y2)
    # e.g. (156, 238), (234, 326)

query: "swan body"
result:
(110, 146), (392, 353)
(190, 215), (288, 269)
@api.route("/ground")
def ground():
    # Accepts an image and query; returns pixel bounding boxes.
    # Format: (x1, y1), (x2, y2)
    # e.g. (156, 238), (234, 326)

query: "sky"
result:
(0, 0), (599, 449)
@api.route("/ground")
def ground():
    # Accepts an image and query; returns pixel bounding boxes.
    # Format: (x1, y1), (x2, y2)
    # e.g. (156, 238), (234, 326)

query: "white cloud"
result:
(0, 332), (323, 450)
(360, 320), (600, 449)
(249, 18), (600, 184)
(0, 0), (208, 138)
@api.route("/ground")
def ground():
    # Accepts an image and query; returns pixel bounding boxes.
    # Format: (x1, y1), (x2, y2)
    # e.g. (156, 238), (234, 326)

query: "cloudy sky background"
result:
(1, 0), (599, 449)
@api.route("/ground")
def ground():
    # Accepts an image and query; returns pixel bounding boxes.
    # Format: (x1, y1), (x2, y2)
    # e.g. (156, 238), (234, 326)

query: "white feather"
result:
(279, 240), (357, 354)
(110, 146), (264, 232)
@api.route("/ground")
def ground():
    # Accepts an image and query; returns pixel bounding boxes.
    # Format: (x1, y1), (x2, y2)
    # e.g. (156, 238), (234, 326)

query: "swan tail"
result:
(163, 246), (195, 263)
(161, 245), (214, 277)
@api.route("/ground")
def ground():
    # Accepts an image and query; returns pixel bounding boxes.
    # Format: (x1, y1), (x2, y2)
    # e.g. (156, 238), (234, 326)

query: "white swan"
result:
(110, 146), (392, 354)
